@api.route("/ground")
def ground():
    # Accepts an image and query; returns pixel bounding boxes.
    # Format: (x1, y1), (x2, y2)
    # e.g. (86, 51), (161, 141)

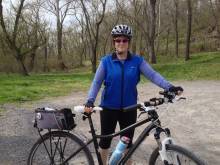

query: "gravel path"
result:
(0, 81), (219, 165)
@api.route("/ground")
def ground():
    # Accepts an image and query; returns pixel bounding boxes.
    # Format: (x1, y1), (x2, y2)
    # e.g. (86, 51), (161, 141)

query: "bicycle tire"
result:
(27, 130), (94, 165)
(149, 144), (205, 165)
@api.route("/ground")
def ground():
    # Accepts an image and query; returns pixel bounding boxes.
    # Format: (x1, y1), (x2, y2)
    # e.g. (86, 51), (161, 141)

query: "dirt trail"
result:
(0, 81), (219, 165)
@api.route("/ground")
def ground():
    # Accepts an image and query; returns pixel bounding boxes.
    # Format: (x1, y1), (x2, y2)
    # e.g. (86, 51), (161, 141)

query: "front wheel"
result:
(27, 131), (94, 165)
(149, 144), (205, 165)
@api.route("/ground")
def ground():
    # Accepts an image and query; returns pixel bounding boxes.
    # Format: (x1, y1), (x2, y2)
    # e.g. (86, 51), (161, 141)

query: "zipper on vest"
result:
(119, 62), (124, 109)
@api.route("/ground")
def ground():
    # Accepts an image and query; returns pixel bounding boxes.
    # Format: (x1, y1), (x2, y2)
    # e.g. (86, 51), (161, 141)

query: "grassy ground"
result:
(0, 51), (219, 104)
(148, 51), (220, 81)
(0, 72), (93, 104)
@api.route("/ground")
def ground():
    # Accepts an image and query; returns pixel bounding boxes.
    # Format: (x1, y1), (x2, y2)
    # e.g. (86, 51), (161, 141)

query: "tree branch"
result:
(12, 0), (25, 43)
(0, 0), (14, 48)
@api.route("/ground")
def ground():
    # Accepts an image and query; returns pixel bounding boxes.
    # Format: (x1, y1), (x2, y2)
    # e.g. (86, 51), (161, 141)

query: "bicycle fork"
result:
(154, 127), (180, 165)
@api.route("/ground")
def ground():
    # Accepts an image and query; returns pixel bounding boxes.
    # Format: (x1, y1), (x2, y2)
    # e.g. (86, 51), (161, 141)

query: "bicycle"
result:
(27, 91), (206, 165)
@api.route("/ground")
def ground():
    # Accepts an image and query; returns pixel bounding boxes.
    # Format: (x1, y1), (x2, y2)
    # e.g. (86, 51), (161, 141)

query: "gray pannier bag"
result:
(34, 107), (76, 130)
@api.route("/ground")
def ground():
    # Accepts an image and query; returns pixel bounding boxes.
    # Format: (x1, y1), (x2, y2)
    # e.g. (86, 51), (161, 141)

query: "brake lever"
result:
(82, 115), (88, 120)
(175, 97), (186, 101)
(138, 111), (146, 118)
(137, 107), (147, 118)
(82, 112), (92, 120)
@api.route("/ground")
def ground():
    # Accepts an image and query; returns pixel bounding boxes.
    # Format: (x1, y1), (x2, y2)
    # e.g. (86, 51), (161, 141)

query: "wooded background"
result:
(0, 0), (219, 75)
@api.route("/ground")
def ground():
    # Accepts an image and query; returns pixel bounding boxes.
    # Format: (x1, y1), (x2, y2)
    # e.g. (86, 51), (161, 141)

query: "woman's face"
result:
(113, 36), (129, 54)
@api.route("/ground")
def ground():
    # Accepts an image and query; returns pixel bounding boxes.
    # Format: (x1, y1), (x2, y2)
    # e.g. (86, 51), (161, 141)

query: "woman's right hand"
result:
(84, 100), (94, 113)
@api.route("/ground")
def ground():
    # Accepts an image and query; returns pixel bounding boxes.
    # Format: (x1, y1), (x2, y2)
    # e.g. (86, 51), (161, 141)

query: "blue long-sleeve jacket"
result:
(87, 52), (172, 109)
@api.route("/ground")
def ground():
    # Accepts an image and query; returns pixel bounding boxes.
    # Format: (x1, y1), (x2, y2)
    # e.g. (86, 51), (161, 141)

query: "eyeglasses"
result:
(114, 39), (129, 43)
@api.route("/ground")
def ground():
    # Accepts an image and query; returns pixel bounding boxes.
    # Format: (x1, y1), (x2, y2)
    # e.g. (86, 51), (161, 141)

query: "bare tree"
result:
(129, 0), (141, 53)
(114, 0), (149, 57)
(209, 0), (220, 38)
(0, 0), (44, 75)
(74, 13), (89, 66)
(80, 0), (107, 73)
(42, 0), (73, 70)
(185, 0), (192, 61)
(26, 0), (47, 71)
(101, 17), (114, 55)
(0, 0), (27, 75)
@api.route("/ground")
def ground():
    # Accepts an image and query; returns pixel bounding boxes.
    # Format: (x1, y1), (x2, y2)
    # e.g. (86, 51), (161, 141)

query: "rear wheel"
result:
(149, 144), (205, 165)
(27, 131), (94, 165)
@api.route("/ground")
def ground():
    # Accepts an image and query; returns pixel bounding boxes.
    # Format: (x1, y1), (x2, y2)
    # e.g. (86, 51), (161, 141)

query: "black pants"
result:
(99, 109), (137, 149)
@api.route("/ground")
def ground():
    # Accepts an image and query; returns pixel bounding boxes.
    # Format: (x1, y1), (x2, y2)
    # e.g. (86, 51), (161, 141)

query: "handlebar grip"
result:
(93, 107), (103, 111)
(146, 98), (164, 106)
(74, 106), (85, 113)
(74, 106), (103, 113)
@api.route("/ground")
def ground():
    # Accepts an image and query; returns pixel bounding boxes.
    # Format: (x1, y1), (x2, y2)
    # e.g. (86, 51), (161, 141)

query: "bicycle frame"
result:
(60, 112), (160, 165)
(31, 93), (197, 165)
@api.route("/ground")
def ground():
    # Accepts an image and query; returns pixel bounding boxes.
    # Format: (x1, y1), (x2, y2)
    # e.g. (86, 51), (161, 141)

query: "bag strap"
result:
(53, 112), (63, 129)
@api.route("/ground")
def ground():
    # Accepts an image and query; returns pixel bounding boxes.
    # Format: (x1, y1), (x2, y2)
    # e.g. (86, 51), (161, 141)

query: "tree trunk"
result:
(149, 43), (156, 63)
(16, 55), (29, 76)
(91, 49), (96, 73)
(29, 51), (36, 72)
(80, 0), (107, 73)
(79, 47), (84, 66)
(57, 23), (67, 70)
(165, 28), (170, 56)
(131, 27), (137, 53)
(139, 32), (145, 56)
(0, 37), (8, 56)
(185, 0), (192, 61)
(131, 0), (138, 54)
(56, 0), (67, 70)
(44, 41), (49, 72)
(155, 0), (161, 54)
(148, 0), (157, 64)
(92, 26), (99, 73)
(102, 33), (110, 55)
(174, 0), (179, 57)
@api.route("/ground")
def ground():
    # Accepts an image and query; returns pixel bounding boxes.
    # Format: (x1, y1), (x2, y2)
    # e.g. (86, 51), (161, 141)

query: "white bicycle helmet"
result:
(111, 24), (132, 39)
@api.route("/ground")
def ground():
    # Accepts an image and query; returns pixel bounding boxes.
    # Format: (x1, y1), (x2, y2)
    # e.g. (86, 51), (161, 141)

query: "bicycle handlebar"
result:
(73, 91), (185, 113)
(123, 91), (185, 111)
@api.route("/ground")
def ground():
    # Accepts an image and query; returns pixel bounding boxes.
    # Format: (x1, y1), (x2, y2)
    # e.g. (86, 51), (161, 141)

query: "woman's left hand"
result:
(169, 86), (184, 95)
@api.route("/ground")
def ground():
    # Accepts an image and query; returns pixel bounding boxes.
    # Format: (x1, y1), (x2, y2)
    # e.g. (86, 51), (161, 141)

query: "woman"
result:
(85, 24), (183, 164)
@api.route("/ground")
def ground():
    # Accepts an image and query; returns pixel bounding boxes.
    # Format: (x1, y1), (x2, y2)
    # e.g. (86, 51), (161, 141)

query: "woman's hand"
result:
(169, 86), (184, 95)
(84, 100), (94, 113)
